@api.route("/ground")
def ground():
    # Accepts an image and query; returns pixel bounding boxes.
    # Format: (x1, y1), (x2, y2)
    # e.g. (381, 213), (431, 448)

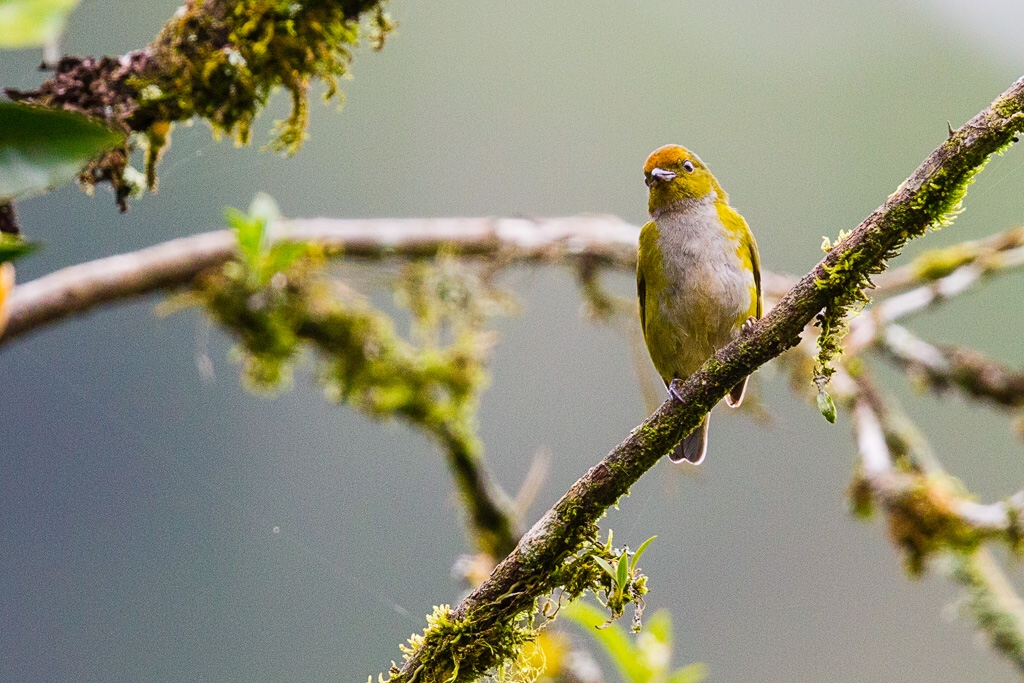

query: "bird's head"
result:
(644, 144), (724, 216)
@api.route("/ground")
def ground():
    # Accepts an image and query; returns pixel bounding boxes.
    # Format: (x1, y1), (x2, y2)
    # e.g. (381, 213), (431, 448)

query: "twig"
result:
(512, 448), (551, 519)
(873, 225), (1024, 293)
(946, 549), (1024, 674)
(846, 243), (1024, 353)
(849, 374), (1024, 537)
(878, 324), (1024, 409)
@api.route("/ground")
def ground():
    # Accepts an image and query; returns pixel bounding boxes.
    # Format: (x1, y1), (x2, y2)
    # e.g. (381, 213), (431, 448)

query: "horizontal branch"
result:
(0, 216), (641, 347)
(846, 242), (1024, 353)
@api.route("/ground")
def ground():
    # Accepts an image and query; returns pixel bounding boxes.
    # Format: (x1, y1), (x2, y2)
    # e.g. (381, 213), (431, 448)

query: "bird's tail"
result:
(725, 375), (749, 408)
(670, 414), (709, 465)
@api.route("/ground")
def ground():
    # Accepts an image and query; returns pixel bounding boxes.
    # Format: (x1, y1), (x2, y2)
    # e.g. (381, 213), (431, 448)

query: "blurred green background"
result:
(2, 1), (1024, 680)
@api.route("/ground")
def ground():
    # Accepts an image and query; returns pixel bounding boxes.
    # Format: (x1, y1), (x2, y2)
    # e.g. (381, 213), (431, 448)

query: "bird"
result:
(636, 144), (762, 464)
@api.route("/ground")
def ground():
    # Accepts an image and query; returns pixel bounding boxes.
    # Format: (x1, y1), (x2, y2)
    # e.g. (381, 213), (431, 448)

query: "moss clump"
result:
(192, 198), (523, 558)
(848, 473), (875, 520)
(142, 0), (392, 155)
(391, 604), (536, 683)
(884, 477), (986, 576)
(380, 529), (656, 682)
(194, 243), (501, 432)
(8, 1), (393, 208)
(1005, 505), (1024, 556)
(947, 553), (1024, 668)
(910, 243), (978, 281)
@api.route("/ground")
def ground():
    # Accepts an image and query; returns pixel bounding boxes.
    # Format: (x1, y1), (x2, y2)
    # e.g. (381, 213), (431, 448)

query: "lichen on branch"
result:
(184, 198), (521, 559)
(809, 89), (1024, 403)
(6, 0), (394, 209)
(387, 530), (653, 683)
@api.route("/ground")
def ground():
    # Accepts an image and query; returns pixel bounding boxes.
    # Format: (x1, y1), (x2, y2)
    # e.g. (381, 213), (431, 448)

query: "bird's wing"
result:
(637, 220), (658, 343)
(747, 228), (762, 319)
(718, 204), (762, 320)
(637, 271), (647, 337)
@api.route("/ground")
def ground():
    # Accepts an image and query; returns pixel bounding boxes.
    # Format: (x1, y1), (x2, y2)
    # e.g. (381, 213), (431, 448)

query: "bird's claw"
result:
(668, 378), (685, 403)
(741, 316), (757, 336)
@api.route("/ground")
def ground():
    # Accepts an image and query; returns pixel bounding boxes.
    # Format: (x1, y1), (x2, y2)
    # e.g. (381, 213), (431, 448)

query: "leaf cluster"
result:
(562, 602), (707, 683)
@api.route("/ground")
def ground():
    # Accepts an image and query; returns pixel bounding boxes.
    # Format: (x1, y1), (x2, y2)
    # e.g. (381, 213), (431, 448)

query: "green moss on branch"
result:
(192, 233), (519, 560)
(6, 0), (392, 208)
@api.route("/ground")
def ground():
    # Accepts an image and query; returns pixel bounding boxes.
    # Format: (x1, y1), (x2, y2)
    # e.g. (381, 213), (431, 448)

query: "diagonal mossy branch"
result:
(386, 74), (1024, 683)
(1, 74), (1021, 681)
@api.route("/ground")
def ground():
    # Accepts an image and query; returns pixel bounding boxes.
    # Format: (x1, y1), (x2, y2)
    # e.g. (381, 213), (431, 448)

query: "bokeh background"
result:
(3, 1), (1024, 680)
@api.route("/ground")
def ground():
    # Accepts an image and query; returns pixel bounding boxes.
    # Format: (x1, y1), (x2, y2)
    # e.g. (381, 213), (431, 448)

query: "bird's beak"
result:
(648, 167), (676, 186)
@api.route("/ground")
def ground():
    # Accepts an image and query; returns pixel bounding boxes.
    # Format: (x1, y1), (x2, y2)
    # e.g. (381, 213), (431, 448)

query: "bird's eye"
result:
(682, 160), (695, 173)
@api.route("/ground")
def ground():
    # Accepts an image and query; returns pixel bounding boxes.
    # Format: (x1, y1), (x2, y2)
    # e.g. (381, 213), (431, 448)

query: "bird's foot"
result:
(741, 316), (758, 336)
(668, 378), (685, 403)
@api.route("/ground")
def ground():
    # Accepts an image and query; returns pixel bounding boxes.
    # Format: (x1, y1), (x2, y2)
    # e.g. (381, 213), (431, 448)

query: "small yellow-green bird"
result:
(637, 144), (762, 464)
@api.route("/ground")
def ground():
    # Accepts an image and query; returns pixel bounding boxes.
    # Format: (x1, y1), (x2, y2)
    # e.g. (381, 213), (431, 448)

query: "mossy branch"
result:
(946, 550), (1024, 674)
(878, 324), (1024, 410)
(847, 228), (1024, 354)
(1, 74), (1022, 680)
(846, 373), (1024, 672)
(387, 76), (1024, 683)
(0, 216), (642, 348)
(5, 0), (392, 209)
(873, 225), (1024, 293)
(195, 230), (522, 559)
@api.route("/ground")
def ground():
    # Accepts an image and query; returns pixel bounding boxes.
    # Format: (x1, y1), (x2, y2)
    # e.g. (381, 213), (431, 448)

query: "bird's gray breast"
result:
(654, 199), (753, 359)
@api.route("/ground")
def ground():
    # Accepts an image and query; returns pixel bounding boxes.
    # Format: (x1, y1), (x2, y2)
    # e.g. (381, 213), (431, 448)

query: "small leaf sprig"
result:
(592, 532), (657, 632)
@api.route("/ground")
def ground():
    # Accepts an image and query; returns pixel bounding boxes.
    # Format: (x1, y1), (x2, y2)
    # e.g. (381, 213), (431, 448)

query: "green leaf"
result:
(666, 663), (709, 683)
(644, 608), (672, 645)
(592, 556), (618, 583)
(816, 387), (837, 423)
(616, 552), (629, 591)
(225, 206), (264, 269)
(0, 233), (39, 264)
(263, 241), (306, 278)
(630, 535), (657, 573)
(0, 0), (80, 48)
(0, 102), (123, 202)
(562, 601), (650, 683)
